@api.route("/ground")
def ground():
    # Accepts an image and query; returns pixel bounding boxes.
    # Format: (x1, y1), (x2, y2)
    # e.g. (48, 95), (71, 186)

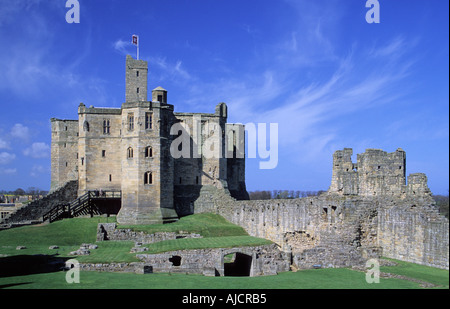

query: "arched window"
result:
(83, 121), (90, 132)
(144, 171), (153, 185)
(145, 146), (153, 158)
(127, 147), (133, 158)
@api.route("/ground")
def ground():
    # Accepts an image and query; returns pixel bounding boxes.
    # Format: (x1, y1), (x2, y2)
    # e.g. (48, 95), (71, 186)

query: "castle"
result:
(48, 55), (448, 271)
(50, 55), (247, 225)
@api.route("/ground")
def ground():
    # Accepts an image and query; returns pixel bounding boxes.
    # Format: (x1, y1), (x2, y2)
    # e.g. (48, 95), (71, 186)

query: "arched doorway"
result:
(224, 252), (252, 276)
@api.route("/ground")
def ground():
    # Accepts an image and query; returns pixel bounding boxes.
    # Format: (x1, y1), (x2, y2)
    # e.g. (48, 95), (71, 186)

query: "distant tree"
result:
(14, 188), (26, 196)
(433, 194), (449, 218)
(248, 189), (327, 200)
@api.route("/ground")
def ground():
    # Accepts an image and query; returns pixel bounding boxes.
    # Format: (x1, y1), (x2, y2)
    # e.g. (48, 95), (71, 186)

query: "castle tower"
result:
(50, 118), (79, 192)
(357, 148), (406, 196)
(152, 86), (167, 104)
(125, 55), (148, 102)
(328, 148), (358, 195)
(118, 55), (177, 225)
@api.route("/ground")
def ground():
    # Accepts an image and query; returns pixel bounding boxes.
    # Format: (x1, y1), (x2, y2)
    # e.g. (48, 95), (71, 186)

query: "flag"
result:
(132, 35), (138, 46)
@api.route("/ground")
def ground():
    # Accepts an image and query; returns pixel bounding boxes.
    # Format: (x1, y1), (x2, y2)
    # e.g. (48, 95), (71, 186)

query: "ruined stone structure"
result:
(49, 56), (448, 272)
(50, 55), (247, 225)
(328, 147), (431, 197)
(192, 149), (448, 270)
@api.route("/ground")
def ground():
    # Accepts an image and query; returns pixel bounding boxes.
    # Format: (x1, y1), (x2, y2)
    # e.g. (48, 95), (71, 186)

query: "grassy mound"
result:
(0, 213), (269, 262)
(0, 217), (103, 247)
(118, 213), (248, 237)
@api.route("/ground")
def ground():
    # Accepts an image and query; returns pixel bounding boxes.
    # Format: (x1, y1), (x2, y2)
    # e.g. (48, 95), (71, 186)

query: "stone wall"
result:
(378, 206), (449, 269)
(194, 184), (449, 270)
(136, 244), (290, 276)
(96, 223), (201, 243)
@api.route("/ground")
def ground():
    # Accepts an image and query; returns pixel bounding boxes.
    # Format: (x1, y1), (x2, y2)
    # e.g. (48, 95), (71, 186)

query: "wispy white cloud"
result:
(0, 152), (16, 165)
(113, 38), (132, 55)
(23, 142), (50, 159)
(0, 137), (10, 150)
(30, 164), (49, 177)
(0, 167), (17, 175)
(10, 124), (31, 141)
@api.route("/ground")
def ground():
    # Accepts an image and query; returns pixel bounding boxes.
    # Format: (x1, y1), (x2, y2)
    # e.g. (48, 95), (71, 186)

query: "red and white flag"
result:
(132, 34), (139, 46)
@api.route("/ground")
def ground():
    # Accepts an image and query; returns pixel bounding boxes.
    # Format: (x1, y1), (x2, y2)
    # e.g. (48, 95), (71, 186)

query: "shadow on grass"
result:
(0, 254), (70, 278)
(0, 282), (33, 288)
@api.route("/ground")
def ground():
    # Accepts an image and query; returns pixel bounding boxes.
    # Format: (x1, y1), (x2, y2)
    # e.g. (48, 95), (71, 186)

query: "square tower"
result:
(126, 55), (148, 102)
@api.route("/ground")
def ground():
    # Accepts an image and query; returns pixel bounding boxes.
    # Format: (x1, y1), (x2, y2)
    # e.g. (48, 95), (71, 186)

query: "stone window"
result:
(137, 87), (140, 94)
(145, 146), (153, 158)
(127, 147), (133, 159)
(136, 71), (139, 77)
(144, 171), (153, 185)
(128, 114), (134, 131)
(196, 176), (199, 185)
(103, 119), (110, 134)
(102, 150), (106, 157)
(157, 94), (163, 102)
(145, 112), (152, 130)
(109, 174), (112, 182)
(83, 121), (89, 132)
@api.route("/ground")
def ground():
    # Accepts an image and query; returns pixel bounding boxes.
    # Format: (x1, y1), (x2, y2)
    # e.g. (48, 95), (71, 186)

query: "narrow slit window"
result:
(145, 146), (152, 158)
(145, 112), (152, 130)
(128, 113), (134, 131)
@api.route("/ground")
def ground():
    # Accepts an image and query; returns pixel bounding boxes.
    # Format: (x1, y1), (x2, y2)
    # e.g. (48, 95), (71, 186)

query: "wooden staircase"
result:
(43, 190), (121, 223)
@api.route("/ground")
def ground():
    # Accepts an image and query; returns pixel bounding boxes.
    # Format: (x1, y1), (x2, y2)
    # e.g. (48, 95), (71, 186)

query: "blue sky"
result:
(0, 0), (448, 194)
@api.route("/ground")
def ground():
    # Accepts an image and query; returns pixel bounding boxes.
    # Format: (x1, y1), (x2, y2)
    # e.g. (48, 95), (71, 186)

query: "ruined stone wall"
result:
(195, 184), (448, 270)
(377, 205), (449, 270)
(357, 148), (406, 196)
(136, 244), (289, 276)
(328, 148), (407, 197)
(96, 222), (201, 243)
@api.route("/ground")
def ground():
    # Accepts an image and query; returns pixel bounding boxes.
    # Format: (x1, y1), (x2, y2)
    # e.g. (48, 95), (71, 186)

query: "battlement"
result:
(328, 148), (429, 198)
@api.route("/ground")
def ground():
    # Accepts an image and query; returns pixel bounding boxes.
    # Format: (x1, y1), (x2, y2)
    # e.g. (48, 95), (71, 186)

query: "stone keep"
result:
(50, 55), (248, 224)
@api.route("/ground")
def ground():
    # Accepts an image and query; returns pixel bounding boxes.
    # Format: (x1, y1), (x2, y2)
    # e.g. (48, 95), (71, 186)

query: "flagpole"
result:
(132, 34), (139, 60)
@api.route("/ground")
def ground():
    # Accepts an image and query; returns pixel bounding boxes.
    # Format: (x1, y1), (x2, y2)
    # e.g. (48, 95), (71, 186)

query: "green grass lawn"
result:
(380, 257), (449, 288)
(0, 265), (445, 289)
(0, 215), (448, 290)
